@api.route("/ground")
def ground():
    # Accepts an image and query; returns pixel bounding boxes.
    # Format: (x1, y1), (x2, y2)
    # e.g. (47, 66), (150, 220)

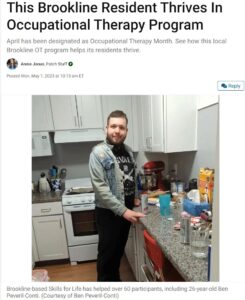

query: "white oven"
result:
(62, 178), (98, 264)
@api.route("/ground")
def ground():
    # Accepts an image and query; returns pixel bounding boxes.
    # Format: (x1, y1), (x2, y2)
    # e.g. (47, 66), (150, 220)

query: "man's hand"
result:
(122, 209), (145, 223)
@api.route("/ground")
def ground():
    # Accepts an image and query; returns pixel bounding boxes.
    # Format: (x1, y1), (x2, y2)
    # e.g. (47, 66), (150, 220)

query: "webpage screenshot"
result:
(0, 1), (244, 299)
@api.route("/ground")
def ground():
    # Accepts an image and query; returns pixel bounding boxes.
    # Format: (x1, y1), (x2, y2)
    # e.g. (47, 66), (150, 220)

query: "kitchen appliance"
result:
(32, 132), (54, 157)
(143, 161), (165, 191)
(54, 129), (104, 143)
(62, 178), (98, 264)
(38, 172), (51, 193)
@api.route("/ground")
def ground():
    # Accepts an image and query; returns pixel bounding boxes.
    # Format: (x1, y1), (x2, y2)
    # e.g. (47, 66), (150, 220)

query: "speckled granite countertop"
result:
(140, 205), (208, 282)
(32, 190), (63, 204)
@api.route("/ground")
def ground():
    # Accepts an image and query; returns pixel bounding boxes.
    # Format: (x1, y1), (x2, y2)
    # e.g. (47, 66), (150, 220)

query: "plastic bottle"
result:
(180, 211), (191, 244)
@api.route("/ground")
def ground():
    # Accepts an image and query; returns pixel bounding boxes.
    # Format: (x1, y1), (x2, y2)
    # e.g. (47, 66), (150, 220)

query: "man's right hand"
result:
(122, 209), (145, 223)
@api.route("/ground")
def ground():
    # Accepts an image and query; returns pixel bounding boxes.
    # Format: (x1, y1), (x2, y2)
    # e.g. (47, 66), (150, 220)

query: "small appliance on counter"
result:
(38, 172), (52, 193)
(143, 161), (165, 191)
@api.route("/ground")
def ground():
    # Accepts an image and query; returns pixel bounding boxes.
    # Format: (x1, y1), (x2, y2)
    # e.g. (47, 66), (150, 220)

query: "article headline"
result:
(6, 1), (223, 33)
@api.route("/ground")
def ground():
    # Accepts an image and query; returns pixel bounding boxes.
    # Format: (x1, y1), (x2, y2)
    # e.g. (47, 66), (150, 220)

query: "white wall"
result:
(197, 95), (219, 109)
(168, 103), (219, 184)
(32, 140), (98, 183)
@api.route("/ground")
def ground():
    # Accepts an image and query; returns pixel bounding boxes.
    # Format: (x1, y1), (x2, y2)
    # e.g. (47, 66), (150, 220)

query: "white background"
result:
(1, 0), (245, 298)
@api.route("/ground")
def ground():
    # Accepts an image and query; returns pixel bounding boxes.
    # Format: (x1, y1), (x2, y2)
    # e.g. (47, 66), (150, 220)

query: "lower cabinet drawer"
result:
(32, 202), (62, 216)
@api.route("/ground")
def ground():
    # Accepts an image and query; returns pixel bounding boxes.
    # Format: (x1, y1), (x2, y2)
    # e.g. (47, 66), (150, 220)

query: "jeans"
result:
(95, 207), (131, 281)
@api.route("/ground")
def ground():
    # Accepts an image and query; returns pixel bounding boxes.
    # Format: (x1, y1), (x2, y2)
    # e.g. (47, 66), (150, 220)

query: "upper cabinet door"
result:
(32, 96), (54, 131)
(164, 96), (197, 153)
(101, 96), (139, 151)
(138, 95), (197, 153)
(76, 96), (103, 129)
(139, 96), (164, 152)
(139, 96), (152, 151)
(50, 95), (103, 131)
(50, 95), (79, 130)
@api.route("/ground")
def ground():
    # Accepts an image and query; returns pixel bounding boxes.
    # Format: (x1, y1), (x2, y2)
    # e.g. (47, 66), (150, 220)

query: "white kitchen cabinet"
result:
(50, 95), (103, 131)
(101, 95), (139, 151)
(125, 225), (138, 279)
(139, 95), (198, 153)
(139, 95), (164, 152)
(32, 225), (39, 265)
(32, 202), (69, 261)
(125, 223), (145, 281)
(135, 223), (146, 282)
(76, 96), (103, 129)
(32, 96), (54, 131)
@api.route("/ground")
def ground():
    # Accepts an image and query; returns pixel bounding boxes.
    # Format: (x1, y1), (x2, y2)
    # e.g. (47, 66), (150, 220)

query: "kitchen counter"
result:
(32, 190), (63, 204)
(139, 205), (209, 282)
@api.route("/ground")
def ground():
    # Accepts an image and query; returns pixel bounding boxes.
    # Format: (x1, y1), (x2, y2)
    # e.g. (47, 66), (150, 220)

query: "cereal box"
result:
(199, 168), (214, 204)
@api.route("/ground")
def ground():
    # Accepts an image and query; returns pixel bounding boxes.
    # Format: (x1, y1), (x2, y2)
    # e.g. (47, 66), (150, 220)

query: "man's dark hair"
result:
(107, 110), (128, 125)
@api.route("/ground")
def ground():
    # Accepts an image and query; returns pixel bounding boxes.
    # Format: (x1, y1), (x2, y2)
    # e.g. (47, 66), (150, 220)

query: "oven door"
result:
(63, 204), (98, 246)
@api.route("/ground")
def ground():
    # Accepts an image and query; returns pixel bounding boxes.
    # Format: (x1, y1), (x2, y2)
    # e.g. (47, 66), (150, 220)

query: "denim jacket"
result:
(89, 140), (137, 216)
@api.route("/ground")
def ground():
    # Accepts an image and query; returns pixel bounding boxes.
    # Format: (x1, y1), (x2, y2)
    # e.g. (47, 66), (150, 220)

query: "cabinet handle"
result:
(146, 137), (150, 149)
(80, 116), (82, 127)
(60, 219), (62, 229)
(41, 208), (51, 213)
(74, 116), (77, 127)
(149, 137), (152, 149)
(146, 137), (152, 149)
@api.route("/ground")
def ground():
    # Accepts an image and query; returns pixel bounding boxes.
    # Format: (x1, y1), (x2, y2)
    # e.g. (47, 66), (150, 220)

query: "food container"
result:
(183, 198), (210, 216)
(180, 211), (191, 244)
(141, 193), (149, 214)
(199, 168), (214, 204)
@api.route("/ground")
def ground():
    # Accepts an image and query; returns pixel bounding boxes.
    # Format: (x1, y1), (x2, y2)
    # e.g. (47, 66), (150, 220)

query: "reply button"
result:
(217, 81), (244, 91)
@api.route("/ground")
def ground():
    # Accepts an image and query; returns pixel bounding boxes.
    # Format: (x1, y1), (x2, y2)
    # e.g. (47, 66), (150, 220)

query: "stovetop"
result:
(62, 178), (95, 206)
(64, 178), (92, 189)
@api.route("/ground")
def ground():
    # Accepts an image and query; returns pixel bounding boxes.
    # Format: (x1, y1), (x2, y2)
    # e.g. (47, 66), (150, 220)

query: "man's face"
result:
(106, 117), (128, 145)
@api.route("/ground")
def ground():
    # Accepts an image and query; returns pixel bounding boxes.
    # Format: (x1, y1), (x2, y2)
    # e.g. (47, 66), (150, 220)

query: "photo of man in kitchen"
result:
(89, 110), (145, 282)
(32, 95), (219, 283)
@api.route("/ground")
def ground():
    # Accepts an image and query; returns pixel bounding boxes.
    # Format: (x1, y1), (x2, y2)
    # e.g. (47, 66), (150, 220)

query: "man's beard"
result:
(106, 134), (126, 145)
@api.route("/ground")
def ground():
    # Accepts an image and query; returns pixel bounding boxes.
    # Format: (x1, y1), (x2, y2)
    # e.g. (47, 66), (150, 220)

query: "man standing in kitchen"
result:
(89, 110), (144, 282)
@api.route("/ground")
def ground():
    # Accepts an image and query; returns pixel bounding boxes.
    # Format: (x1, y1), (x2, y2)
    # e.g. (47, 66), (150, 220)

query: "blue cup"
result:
(159, 194), (171, 217)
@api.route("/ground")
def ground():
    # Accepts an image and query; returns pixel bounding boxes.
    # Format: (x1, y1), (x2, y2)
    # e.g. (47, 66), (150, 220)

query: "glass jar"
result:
(191, 224), (210, 258)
